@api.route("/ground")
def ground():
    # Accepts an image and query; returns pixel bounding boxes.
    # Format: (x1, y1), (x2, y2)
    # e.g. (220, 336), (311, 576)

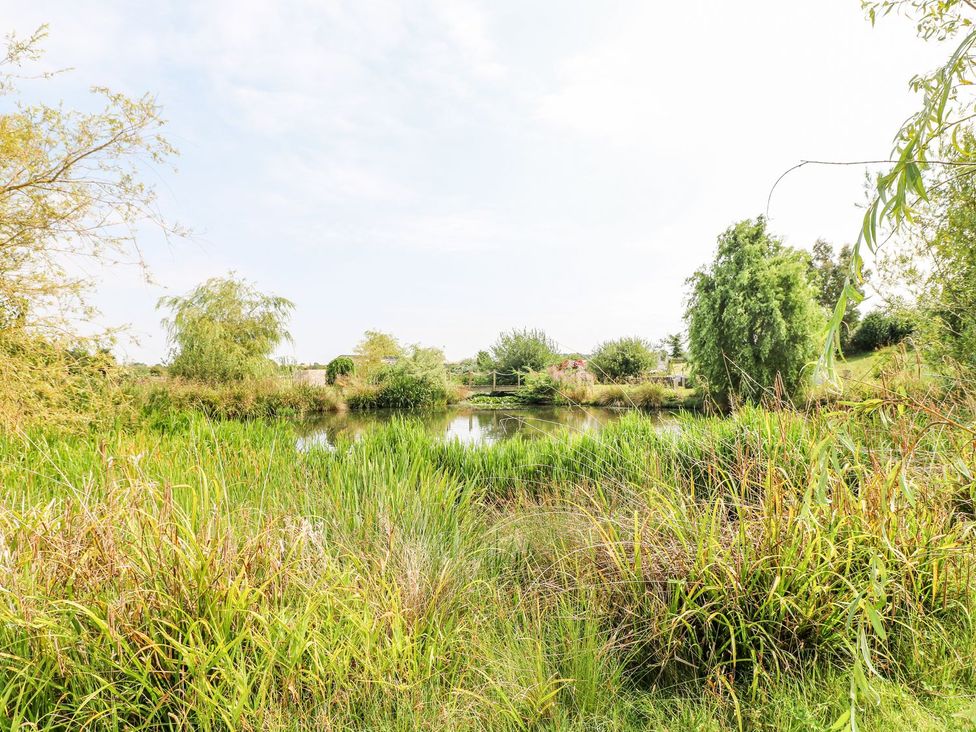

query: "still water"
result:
(296, 405), (674, 450)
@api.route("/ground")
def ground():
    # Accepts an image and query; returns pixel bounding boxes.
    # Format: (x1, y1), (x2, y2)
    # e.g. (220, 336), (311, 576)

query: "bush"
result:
(326, 356), (355, 384)
(516, 360), (596, 405)
(355, 346), (453, 410)
(490, 329), (557, 377)
(630, 382), (668, 408)
(848, 310), (916, 354)
(372, 368), (448, 409)
(515, 371), (559, 404)
(591, 383), (672, 408)
(589, 337), (657, 382)
(0, 330), (129, 431)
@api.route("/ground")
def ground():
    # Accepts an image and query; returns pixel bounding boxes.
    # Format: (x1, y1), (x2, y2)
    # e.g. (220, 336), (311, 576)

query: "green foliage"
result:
(490, 328), (557, 375)
(589, 337), (657, 382)
(0, 402), (973, 729)
(363, 346), (451, 409)
(849, 310), (916, 354)
(913, 167), (976, 372)
(515, 370), (559, 404)
(821, 2), (976, 375)
(325, 356), (355, 384)
(665, 332), (685, 360)
(135, 378), (342, 422)
(158, 275), (293, 383)
(808, 240), (867, 348)
(686, 218), (822, 403)
(476, 349), (495, 370)
(0, 330), (128, 430)
(354, 330), (403, 376)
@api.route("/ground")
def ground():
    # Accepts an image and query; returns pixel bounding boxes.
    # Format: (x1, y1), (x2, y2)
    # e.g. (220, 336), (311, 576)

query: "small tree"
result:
(0, 28), (180, 427)
(807, 240), (868, 350)
(326, 356), (355, 383)
(476, 350), (495, 370)
(686, 218), (822, 403)
(589, 337), (656, 381)
(848, 310), (916, 354)
(490, 328), (557, 376)
(159, 276), (293, 383)
(372, 345), (450, 408)
(665, 333), (685, 360)
(354, 330), (403, 377)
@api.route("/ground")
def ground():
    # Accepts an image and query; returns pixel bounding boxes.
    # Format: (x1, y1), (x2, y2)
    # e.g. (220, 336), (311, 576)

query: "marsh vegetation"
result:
(4, 5), (976, 731)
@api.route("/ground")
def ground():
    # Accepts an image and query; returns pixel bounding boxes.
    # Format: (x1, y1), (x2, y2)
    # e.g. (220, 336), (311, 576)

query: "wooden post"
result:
(492, 371), (496, 390)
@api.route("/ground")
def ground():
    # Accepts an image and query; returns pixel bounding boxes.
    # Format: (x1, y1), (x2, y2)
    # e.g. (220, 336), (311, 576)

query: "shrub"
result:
(326, 356), (355, 383)
(0, 330), (129, 431)
(592, 384), (630, 407)
(490, 328), (557, 377)
(515, 371), (559, 404)
(516, 360), (596, 405)
(373, 367), (448, 409)
(629, 382), (667, 408)
(848, 310), (916, 354)
(354, 346), (453, 410)
(589, 337), (657, 382)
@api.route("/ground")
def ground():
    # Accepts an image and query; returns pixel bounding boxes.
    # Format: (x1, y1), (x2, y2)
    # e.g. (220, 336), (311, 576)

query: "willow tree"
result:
(159, 276), (294, 383)
(0, 27), (179, 427)
(685, 218), (822, 404)
(816, 2), (976, 374)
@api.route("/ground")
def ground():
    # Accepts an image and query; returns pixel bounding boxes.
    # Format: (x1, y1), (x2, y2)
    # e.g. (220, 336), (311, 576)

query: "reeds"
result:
(0, 399), (974, 729)
(134, 377), (344, 421)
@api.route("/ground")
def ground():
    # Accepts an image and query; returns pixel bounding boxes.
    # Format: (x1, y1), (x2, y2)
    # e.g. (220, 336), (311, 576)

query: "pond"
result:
(295, 405), (676, 450)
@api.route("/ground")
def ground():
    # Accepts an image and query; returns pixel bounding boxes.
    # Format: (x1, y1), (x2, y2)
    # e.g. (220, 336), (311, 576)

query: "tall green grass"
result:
(0, 402), (974, 729)
(133, 377), (344, 422)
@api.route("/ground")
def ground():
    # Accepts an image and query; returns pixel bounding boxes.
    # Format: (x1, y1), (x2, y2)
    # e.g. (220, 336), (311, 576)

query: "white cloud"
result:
(3, 0), (958, 363)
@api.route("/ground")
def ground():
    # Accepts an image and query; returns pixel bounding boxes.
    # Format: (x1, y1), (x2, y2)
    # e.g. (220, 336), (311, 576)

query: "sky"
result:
(7, 1), (950, 364)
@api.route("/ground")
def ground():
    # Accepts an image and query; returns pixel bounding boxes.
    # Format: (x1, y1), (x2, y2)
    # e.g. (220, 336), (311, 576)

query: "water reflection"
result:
(296, 406), (673, 450)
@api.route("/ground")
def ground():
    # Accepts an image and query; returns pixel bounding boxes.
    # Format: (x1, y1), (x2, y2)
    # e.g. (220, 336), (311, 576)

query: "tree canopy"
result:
(0, 27), (178, 428)
(0, 26), (180, 335)
(589, 337), (657, 381)
(685, 218), (822, 403)
(490, 328), (557, 374)
(807, 240), (867, 349)
(906, 160), (976, 370)
(159, 276), (293, 383)
(354, 330), (404, 376)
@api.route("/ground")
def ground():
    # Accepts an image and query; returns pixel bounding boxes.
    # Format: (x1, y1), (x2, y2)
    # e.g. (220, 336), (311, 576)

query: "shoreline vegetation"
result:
(130, 375), (704, 422)
(2, 399), (974, 730)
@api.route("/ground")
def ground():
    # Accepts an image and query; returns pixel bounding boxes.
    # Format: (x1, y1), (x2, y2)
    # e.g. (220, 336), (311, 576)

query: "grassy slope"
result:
(0, 407), (974, 730)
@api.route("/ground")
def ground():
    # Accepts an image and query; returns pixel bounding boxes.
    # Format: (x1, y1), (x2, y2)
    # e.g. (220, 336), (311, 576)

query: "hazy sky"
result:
(9, 1), (948, 363)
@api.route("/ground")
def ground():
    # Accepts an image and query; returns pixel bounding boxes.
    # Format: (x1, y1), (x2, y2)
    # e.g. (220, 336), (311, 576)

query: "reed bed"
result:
(0, 402), (974, 730)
